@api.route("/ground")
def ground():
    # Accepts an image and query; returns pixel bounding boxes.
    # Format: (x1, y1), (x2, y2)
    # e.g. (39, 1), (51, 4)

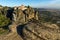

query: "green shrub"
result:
(0, 13), (10, 28)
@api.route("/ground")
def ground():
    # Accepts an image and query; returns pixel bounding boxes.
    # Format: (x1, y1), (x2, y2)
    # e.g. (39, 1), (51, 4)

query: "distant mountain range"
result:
(34, 8), (60, 11)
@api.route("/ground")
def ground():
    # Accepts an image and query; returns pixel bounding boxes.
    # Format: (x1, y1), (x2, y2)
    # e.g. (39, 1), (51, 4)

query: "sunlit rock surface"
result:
(23, 20), (60, 40)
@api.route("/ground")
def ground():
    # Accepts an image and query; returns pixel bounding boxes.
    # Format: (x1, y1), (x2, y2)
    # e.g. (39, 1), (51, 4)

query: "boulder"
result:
(9, 23), (17, 32)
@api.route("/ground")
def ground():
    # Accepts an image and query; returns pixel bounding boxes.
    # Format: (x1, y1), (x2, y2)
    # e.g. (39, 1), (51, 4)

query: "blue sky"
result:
(0, 0), (60, 8)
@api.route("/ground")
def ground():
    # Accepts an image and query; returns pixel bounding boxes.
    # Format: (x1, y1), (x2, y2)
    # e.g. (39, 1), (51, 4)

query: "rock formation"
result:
(23, 20), (60, 40)
(13, 5), (39, 25)
(9, 5), (39, 33)
(1, 5), (60, 40)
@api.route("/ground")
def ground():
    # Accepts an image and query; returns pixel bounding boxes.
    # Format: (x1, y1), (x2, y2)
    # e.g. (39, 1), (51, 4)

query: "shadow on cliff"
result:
(16, 24), (27, 40)
(6, 8), (14, 20)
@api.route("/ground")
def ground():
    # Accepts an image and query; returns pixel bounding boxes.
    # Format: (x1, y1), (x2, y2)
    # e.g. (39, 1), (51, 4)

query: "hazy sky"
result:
(0, 0), (60, 8)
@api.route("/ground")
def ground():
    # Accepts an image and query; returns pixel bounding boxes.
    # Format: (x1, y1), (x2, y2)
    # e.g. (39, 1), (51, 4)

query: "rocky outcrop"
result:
(13, 5), (39, 25)
(42, 23), (59, 29)
(9, 23), (17, 32)
(23, 20), (60, 40)
(14, 5), (27, 11)
(1, 20), (60, 40)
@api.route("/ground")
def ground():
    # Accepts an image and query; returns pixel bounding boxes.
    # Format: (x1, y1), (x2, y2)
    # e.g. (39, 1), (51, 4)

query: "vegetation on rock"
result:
(0, 13), (10, 28)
